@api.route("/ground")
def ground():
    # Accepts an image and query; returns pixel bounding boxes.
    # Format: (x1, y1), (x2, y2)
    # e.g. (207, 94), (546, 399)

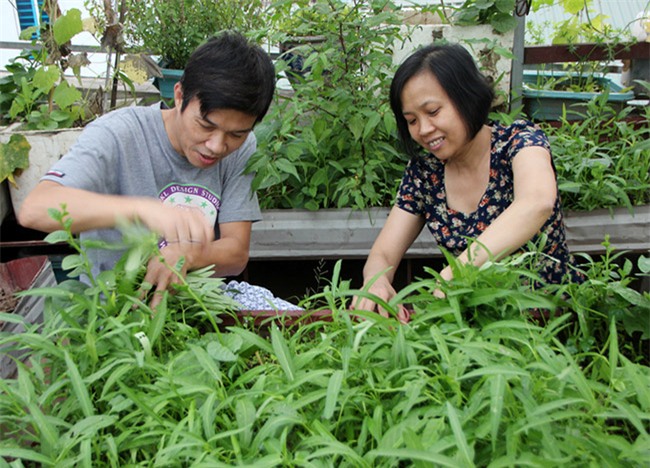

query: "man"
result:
(18, 31), (276, 307)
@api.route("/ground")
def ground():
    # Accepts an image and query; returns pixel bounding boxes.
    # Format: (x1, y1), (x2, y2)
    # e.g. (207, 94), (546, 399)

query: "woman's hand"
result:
(351, 278), (411, 324)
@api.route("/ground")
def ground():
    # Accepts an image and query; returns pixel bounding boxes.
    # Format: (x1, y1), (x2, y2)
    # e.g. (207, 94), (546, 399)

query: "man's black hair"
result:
(180, 31), (276, 123)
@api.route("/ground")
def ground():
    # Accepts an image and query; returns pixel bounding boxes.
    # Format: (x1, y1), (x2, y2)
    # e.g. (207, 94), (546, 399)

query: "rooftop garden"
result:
(0, 0), (648, 465)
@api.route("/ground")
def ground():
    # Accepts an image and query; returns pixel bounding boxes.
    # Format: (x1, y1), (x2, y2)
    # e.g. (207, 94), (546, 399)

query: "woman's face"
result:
(400, 70), (469, 161)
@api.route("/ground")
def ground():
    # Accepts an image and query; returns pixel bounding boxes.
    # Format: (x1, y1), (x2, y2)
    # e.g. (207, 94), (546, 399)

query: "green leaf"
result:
(26, 401), (59, 455)
(189, 344), (222, 381)
(19, 26), (39, 41)
(50, 109), (74, 122)
(9, 96), (26, 120)
(271, 325), (295, 381)
(32, 65), (60, 95)
(0, 447), (54, 465)
(53, 8), (84, 46)
(207, 340), (237, 362)
(65, 350), (95, 417)
(148, 299), (168, 347)
(494, 0), (515, 13)
(61, 254), (85, 272)
(491, 13), (517, 33)
(235, 398), (256, 448)
(322, 370), (344, 420)
(562, 0), (586, 15)
(53, 80), (82, 110)
(348, 114), (364, 141)
(362, 112), (381, 140)
(275, 158), (301, 181)
(367, 448), (458, 467)
(44, 230), (70, 244)
(227, 327), (273, 354)
(66, 415), (118, 439)
(222, 333), (243, 353)
(0, 134), (31, 184)
(490, 374), (506, 447)
(446, 402), (474, 466)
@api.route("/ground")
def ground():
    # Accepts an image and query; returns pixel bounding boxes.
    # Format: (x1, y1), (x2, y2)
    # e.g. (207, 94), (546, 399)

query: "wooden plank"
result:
(249, 206), (650, 260)
(524, 42), (650, 64)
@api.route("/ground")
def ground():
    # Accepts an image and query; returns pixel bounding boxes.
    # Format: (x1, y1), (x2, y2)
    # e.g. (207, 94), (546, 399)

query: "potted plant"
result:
(124, 0), (266, 99)
(521, 0), (638, 121)
(0, 9), (95, 131)
(0, 0), (142, 219)
(0, 5), (99, 218)
(521, 69), (635, 120)
(269, 0), (349, 87)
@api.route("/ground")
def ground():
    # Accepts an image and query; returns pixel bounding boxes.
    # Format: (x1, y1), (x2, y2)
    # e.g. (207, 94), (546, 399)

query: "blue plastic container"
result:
(153, 68), (184, 100)
(522, 70), (634, 121)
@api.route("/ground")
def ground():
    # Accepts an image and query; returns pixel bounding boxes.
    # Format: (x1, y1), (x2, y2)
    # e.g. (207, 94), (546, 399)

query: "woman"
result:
(353, 43), (582, 322)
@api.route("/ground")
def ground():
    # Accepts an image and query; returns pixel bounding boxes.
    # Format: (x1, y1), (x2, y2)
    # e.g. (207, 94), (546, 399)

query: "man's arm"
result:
(18, 181), (214, 244)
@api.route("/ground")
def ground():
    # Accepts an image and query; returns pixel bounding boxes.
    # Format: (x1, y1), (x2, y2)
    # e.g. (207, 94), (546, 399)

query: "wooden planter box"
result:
(249, 206), (650, 260)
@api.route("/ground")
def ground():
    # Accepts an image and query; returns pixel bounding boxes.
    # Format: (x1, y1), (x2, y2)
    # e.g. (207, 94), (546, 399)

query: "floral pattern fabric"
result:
(396, 119), (583, 285)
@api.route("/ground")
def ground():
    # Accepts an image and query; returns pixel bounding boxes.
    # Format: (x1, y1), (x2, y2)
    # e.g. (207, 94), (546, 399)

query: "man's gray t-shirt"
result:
(41, 104), (262, 277)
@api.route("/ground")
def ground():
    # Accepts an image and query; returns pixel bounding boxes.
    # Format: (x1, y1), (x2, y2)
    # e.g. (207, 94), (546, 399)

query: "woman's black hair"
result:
(389, 42), (494, 157)
(179, 31), (276, 123)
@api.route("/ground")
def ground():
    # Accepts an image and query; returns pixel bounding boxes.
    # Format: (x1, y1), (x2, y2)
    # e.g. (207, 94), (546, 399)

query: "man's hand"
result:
(139, 203), (215, 247)
(143, 240), (209, 310)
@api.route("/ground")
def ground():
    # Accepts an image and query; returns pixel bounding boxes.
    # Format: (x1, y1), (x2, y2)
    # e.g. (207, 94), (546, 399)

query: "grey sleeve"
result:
(218, 133), (262, 224)
(40, 119), (119, 195)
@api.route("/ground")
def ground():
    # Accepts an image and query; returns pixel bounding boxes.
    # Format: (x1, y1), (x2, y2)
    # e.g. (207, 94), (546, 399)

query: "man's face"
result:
(170, 85), (257, 169)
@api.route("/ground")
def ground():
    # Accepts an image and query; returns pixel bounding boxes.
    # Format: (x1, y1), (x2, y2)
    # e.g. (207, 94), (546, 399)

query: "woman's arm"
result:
(353, 206), (425, 316)
(439, 145), (557, 281)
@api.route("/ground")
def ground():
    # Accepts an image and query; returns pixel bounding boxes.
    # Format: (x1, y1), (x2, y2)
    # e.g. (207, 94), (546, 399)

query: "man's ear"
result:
(173, 82), (184, 109)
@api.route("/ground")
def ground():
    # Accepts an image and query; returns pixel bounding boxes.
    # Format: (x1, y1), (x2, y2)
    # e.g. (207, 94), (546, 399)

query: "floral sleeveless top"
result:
(396, 120), (583, 285)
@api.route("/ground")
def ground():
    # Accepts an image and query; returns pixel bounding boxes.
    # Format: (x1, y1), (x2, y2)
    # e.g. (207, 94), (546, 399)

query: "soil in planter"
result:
(0, 287), (19, 312)
(238, 257), (446, 306)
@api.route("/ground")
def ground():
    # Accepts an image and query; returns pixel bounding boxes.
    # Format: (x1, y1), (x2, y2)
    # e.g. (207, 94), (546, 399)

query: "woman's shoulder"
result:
(492, 119), (540, 135)
(492, 119), (549, 144)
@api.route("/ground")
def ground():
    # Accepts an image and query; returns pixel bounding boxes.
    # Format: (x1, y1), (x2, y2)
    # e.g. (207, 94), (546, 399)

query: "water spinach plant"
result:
(1, 212), (649, 465)
(542, 86), (650, 212)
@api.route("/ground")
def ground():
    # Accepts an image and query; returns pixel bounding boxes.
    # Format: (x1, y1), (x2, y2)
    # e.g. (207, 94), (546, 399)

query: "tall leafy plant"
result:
(453, 0), (518, 33)
(0, 7), (93, 130)
(124, 0), (266, 70)
(248, 0), (409, 210)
